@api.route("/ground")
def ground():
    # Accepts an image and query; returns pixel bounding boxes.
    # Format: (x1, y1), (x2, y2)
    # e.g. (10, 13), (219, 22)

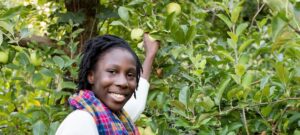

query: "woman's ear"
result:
(87, 71), (94, 84)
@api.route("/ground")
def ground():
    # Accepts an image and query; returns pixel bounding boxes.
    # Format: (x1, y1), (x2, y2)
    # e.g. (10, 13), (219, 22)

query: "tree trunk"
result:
(65, 0), (99, 52)
(19, 0), (100, 54)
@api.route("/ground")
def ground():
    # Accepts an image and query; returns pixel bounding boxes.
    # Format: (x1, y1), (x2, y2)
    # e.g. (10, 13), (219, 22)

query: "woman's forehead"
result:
(98, 47), (136, 67)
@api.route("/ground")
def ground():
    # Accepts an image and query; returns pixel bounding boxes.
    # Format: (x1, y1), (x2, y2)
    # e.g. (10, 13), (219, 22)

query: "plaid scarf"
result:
(69, 90), (140, 135)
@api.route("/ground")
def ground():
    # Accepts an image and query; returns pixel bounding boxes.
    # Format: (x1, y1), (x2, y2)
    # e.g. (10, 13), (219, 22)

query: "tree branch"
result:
(18, 35), (54, 47)
(218, 98), (300, 116)
(250, 2), (265, 29)
(242, 108), (250, 135)
(288, 24), (300, 35)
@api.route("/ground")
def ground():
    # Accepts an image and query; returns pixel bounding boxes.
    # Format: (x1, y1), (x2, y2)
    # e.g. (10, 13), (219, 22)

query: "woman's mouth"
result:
(109, 92), (126, 102)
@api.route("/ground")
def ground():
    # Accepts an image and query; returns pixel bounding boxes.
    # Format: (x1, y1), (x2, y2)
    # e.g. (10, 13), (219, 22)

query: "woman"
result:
(56, 34), (159, 135)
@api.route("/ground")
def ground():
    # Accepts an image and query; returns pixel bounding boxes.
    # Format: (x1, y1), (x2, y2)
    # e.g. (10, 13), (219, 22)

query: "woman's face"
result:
(88, 47), (137, 112)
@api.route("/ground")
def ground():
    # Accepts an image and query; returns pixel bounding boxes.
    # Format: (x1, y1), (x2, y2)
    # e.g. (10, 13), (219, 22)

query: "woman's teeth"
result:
(109, 93), (126, 102)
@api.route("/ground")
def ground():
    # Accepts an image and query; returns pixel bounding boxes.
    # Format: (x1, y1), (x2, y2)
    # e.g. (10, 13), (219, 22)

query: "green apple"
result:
(144, 126), (155, 135)
(30, 51), (42, 66)
(166, 2), (181, 15)
(131, 28), (144, 41)
(0, 51), (9, 64)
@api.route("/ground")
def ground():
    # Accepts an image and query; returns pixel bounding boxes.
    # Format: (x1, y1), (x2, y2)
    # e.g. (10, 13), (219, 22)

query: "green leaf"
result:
(217, 14), (233, 28)
(241, 70), (254, 89)
(231, 6), (243, 23)
(228, 122), (243, 131)
(190, 54), (202, 66)
(128, 0), (144, 5)
(236, 22), (248, 36)
(289, 112), (300, 125)
(49, 122), (60, 135)
(219, 125), (229, 135)
(162, 129), (178, 135)
(118, 6), (129, 21)
(179, 86), (188, 106)
(253, 91), (261, 102)
(185, 25), (197, 44)
(110, 21), (129, 30)
(0, 31), (3, 46)
(110, 21), (125, 26)
(238, 53), (250, 65)
(272, 14), (287, 41)
(172, 27), (185, 44)
(260, 76), (269, 90)
(53, 56), (65, 69)
(215, 76), (231, 105)
(216, 50), (234, 62)
(32, 73), (43, 84)
(199, 59), (206, 69)
(199, 96), (215, 111)
(71, 28), (84, 38)
(20, 28), (30, 39)
(262, 85), (270, 97)
(38, 0), (47, 5)
(0, 6), (22, 21)
(197, 113), (213, 126)
(57, 41), (66, 46)
(175, 117), (190, 127)
(40, 68), (55, 78)
(275, 62), (289, 85)
(261, 105), (272, 117)
(227, 132), (236, 135)
(294, 130), (300, 135)
(17, 52), (29, 66)
(264, 0), (286, 13)
(171, 24), (185, 44)
(181, 73), (195, 82)
(238, 39), (254, 53)
(230, 74), (241, 84)
(227, 32), (238, 44)
(61, 81), (76, 90)
(0, 21), (14, 35)
(170, 100), (186, 112)
(165, 12), (176, 30)
(32, 120), (46, 135)
(235, 64), (246, 76)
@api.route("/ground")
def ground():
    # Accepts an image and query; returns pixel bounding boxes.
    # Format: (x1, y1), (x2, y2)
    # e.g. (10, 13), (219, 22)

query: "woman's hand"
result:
(143, 33), (160, 59)
(141, 33), (160, 80)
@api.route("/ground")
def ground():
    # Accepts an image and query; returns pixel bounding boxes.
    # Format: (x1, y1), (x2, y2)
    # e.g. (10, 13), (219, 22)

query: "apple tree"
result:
(0, 0), (300, 135)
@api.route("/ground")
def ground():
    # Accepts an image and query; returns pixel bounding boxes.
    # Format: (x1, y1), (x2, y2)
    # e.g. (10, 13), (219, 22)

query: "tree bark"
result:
(65, 0), (99, 52)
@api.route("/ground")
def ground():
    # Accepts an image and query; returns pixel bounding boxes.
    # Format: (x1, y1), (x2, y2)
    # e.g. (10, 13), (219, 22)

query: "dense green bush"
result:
(0, 0), (299, 135)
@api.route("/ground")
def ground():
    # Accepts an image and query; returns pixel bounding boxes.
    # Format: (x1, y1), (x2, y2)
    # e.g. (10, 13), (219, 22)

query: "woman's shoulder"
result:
(55, 110), (98, 135)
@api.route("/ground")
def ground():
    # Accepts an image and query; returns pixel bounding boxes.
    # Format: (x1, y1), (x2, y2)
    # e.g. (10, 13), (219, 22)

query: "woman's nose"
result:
(115, 74), (128, 88)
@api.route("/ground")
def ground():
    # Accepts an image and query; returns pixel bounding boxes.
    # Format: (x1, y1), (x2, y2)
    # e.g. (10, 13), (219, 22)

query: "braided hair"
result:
(78, 35), (143, 97)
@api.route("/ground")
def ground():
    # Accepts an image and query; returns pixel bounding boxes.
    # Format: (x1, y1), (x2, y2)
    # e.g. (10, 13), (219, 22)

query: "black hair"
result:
(78, 35), (143, 97)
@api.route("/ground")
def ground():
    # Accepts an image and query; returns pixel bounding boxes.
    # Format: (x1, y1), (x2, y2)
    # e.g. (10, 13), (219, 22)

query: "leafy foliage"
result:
(0, 0), (300, 135)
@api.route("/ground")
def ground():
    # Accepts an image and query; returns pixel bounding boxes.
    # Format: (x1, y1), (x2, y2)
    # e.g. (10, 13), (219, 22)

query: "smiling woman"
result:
(56, 35), (144, 135)
(87, 47), (138, 112)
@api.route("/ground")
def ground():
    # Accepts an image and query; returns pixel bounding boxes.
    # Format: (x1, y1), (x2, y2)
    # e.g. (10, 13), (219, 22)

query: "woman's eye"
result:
(107, 70), (116, 74)
(127, 73), (135, 78)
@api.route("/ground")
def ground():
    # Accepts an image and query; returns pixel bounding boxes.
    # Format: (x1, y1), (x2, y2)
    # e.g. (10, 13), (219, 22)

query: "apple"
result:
(137, 42), (144, 50)
(131, 28), (144, 41)
(0, 51), (9, 64)
(30, 51), (42, 66)
(166, 2), (181, 15)
(144, 126), (155, 135)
